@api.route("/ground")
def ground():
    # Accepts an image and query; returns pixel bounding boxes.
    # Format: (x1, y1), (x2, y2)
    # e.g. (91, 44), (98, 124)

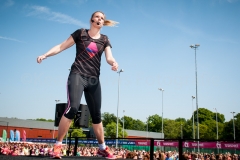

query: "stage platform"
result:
(0, 155), (127, 160)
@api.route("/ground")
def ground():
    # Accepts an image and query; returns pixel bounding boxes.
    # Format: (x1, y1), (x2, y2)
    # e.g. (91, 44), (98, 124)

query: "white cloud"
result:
(0, 36), (26, 43)
(26, 5), (88, 27)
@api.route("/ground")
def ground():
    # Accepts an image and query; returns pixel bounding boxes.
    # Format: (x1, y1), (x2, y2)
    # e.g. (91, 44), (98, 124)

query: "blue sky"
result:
(0, 0), (239, 124)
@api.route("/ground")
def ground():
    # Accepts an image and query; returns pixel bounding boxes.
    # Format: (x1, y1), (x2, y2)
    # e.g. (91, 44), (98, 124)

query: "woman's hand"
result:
(112, 62), (118, 71)
(37, 55), (47, 64)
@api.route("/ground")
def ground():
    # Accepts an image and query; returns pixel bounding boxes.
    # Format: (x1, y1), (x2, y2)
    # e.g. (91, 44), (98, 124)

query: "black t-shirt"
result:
(70, 28), (112, 77)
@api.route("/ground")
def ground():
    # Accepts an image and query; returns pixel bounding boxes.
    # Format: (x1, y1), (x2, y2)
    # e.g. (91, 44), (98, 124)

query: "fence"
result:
(19, 137), (240, 160)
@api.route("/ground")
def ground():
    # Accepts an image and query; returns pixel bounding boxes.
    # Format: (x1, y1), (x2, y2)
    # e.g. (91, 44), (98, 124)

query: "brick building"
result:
(0, 117), (163, 140)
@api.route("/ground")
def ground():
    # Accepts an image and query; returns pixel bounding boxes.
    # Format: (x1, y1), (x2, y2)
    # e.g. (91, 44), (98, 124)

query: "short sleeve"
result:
(71, 29), (82, 43)
(104, 36), (112, 48)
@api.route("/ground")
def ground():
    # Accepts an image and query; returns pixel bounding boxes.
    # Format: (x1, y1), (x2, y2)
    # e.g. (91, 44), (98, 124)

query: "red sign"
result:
(135, 140), (240, 150)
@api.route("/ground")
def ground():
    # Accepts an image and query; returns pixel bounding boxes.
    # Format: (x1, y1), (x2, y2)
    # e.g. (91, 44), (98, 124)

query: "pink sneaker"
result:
(97, 146), (116, 159)
(51, 144), (62, 159)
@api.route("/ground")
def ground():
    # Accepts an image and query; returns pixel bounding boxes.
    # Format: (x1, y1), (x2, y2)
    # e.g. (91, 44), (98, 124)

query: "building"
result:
(0, 117), (163, 140)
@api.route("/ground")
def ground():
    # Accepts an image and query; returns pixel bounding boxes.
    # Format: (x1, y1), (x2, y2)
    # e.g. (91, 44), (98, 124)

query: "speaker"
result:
(74, 104), (89, 128)
(54, 103), (67, 127)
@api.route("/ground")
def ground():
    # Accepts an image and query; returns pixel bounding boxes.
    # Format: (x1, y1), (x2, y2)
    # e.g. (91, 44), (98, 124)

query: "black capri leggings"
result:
(63, 72), (102, 124)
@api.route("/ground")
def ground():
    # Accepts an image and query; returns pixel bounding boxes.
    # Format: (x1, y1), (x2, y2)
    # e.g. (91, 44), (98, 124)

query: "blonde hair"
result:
(91, 11), (119, 27)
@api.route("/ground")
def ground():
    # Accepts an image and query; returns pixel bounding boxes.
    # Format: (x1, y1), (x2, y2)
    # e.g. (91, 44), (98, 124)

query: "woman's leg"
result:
(57, 73), (85, 142)
(85, 78), (115, 159)
(84, 77), (104, 144)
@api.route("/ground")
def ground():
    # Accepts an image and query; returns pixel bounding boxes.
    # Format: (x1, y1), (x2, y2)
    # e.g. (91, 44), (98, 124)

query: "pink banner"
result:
(220, 142), (240, 149)
(135, 140), (150, 146)
(135, 140), (240, 150)
(22, 130), (26, 142)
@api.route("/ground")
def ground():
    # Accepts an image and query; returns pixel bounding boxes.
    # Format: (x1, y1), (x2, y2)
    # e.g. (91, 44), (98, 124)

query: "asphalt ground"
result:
(0, 155), (127, 160)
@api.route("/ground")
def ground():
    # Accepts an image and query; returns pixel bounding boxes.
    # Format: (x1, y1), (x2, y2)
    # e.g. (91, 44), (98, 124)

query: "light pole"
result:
(54, 100), (60, 139)
(213, 108), (218, 140)
(181, 123), (183, 139)
(192, 96), (195, 140)
(214, 108), (219, 153)
(158, 88), (164, 137)
(230, 112), (236, 141)
(116, 69), (123, 148)
(123, 110), (125, 138)
(146, 117), (149, 138)
(190, 44), (200, 152)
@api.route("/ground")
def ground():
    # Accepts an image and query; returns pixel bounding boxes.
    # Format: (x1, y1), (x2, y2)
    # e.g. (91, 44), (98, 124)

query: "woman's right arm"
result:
(37, 36), (75, 63)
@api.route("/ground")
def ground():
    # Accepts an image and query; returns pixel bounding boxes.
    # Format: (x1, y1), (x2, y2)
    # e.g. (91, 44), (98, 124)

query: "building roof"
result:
(125, 129), (163, 139)
(0, 117), (57, 130)
(0, 117), (163, 138)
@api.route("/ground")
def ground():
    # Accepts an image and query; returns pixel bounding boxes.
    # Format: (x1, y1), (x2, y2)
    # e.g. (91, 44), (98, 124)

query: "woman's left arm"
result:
(104, 46), (118, 71)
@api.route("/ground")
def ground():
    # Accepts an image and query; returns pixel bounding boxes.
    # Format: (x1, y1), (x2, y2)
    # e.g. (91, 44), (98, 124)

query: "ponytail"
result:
(91, 11), (119, 27)
(103, 19), (119, 27)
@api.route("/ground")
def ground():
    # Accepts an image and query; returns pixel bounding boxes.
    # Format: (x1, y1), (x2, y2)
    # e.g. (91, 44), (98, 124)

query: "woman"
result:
(37, 11), (119, 159)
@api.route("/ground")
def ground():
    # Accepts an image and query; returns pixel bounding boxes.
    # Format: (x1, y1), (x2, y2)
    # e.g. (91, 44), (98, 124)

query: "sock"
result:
(98, 142), (106, 150)
(55, 141), (62, 145)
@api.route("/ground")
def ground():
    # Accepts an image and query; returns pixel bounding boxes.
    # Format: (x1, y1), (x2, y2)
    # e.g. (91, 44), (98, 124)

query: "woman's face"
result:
(91, 12), (105, 28)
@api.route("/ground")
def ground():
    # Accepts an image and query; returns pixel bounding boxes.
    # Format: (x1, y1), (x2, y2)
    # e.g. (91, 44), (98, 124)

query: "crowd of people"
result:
(0, 142), (240, 160)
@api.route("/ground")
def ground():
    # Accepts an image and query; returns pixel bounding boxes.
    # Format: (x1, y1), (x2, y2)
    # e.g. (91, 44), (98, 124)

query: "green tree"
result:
(147, 114), (162, 132)
(214, 112), (225, 123)
(175, 118), (187, 123)
(102, 112), (117, 127)
(132, 119), (145, 131)
(104, 121), (128, 138)
(164, 119), (182, 139)
(122, 116), (135, 130)
(105, 122), (119, 138)
(64, 121), (86, 138)
(201, 120), (217, 139)
(222, 113), (240, 140)
(197, 108), (214, 123)
(182, 119), (195, 139)
(70, 128), (86, 138)
(235, 113), (240, 140)
(35, 118), (54, 122)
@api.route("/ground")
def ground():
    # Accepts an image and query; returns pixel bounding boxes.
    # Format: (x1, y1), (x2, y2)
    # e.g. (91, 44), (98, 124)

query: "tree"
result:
(35, 118), (54, 122)
(124, 117), (145, 131)
(70, 128), (86, 138)
(197, 108), (214, 123)
(105, 122), (119, 138)
(102, 112), (117, 127)
(222, 113), (240, 140)
(182, 119), (195, 139)
(175, 118), (187, 123)
(132, 119), (145, 131)
(122, 116), (135, 130)
(147, 114), (162, 132)
(201, 120), (218, 139)
(64, 121), (86, 138)
(235, 113), (240, 140)
(164, 119), (182, 139)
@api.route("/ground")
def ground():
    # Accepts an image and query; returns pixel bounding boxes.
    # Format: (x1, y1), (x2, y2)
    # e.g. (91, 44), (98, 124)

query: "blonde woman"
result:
(37, 11), (118, 159)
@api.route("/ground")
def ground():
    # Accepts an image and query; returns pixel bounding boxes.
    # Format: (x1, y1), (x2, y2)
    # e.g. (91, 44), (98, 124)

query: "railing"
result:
(64, 137), (240, 160)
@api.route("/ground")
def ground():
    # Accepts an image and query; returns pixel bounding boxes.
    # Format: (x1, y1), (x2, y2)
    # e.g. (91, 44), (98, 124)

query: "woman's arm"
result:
(104, 46), (118, 71)
(37, 36), (75, 63)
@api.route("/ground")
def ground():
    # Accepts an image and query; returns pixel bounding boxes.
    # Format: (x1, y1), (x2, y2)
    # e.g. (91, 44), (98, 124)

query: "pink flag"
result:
(22, 130), (26, 142)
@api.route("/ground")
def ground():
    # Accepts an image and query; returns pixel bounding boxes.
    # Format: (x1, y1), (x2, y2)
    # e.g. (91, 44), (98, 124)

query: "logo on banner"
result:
(216, 142), (221, 148)
(184, 142), (189, 147)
